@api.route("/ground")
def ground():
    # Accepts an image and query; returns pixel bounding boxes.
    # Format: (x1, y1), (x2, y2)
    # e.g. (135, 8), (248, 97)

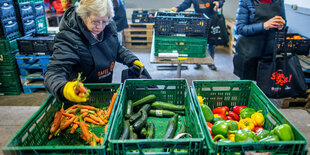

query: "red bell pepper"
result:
(212, 106), (229, 115)
(254, 126), (264, 134)
(232, 105), (247, 115)
(206, 122), (213, 136)
(227, 111), (239, 121)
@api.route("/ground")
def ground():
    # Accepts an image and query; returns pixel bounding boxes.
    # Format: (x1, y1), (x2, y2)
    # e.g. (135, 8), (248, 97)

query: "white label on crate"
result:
(155, 110), (163, 117)
(38, 23), (43, 28)
(4, 3), (8, 6)
(172, 50), (178, 53)
(8, 21), (12, 24)
(135, 19), (139, 23)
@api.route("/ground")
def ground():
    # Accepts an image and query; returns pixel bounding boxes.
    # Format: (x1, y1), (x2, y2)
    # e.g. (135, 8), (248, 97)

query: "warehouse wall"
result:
(124, 0), (239, 19)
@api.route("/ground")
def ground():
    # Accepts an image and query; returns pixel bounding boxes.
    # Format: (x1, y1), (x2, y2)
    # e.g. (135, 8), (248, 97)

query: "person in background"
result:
(112, 0), (128, 44)
(233, 0), (285, 80)
(172, 0), (226, 71)
(44, 0), (144, 103)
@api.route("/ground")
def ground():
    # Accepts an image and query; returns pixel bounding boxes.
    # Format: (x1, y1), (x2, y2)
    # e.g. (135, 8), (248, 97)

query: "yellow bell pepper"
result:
(197, 96), (205, 105)
(251, 110), (265, 127)
(239, 118), (255, 131)
(228, 134), (235, 142)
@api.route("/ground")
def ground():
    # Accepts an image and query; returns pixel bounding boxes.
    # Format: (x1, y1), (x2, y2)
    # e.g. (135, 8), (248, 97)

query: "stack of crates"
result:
(0, 0), (22, 95)
(15, 54), (50, 93)
(131, 10), (157, 23)
(154, 12), (209, 57)
(14, 0), (47, 35)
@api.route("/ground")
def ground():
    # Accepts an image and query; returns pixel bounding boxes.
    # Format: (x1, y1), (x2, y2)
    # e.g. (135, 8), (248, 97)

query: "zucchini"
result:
(175, 123), (186, 136)
(132, 95), (156, 107)
(140, 127), (147, 138)
(125, 100), (133, 119)
(129, 111), (142, 124)
(146, 122), (155, 139)
(163, 114), (178, 139)
(133, 110), (148, 131)
(139, 104), (151, 113)
(149, 109), (176, 117)
(119, 120), (130, 139)
(151, 101), (185, 111)
(129, 125), (138, 139)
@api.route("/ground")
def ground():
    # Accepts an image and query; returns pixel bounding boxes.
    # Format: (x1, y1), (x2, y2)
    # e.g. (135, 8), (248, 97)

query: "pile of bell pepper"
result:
(199, 102), (295, 143)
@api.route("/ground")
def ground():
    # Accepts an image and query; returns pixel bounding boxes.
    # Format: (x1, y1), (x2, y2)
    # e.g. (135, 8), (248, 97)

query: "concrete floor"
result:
(0, 47), (309, 154)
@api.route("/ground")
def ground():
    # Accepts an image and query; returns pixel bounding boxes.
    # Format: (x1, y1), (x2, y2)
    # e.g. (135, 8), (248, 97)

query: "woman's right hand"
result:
(264, 16), (285, 30)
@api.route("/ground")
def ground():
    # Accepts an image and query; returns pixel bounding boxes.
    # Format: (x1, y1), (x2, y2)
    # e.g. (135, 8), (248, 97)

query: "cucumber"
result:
(132, 95), (156, 107)
(139, 104), (151, 113)
(151, 101), (185, 111)
(133, 110), (148, 131)
(119, 120), (130, 139)
(129, 125), (138, 139)
(175, 123), (186, 136)
(129, 111), (142, 124)
(146, 122), (155, 139)
(125, 100), (133, 119)
(163, 114), (178, 139)
(149, 109), (176, 117)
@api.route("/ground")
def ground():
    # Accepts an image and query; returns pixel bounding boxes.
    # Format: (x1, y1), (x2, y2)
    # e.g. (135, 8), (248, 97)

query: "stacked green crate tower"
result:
(0, 0), (22, 95)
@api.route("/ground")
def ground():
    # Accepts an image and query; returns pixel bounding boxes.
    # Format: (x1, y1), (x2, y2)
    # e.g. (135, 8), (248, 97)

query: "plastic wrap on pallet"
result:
(17, 34), (54, 55)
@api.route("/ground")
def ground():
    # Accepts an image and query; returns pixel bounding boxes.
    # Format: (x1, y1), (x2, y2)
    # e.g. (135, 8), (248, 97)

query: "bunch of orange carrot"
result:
(49, 104), (109, 146)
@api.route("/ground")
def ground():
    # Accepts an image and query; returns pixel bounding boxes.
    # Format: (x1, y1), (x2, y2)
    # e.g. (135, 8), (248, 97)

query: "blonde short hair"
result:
(76, 0), (114, 20)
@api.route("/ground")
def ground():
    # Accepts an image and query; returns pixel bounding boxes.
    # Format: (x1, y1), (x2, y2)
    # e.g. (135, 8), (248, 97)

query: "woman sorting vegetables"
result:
(44, 0), (143, 103)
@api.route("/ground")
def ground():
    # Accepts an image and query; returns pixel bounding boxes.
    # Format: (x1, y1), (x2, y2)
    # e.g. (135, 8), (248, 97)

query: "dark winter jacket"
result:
(44, 7), (138, 100)
(236, 0), (286, 36)
(176, 0), (225, 16)
(113, 0), (128, 32)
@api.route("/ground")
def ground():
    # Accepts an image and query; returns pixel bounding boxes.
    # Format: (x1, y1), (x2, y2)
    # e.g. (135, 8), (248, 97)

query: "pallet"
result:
(20, 75), (48, 94)
(18, 65), (47, 76)
(276, 89), (310, 108)
(225, 18), (236, 55)
(124, 42), (152, 48)
(124, 29), (153, 37)
(15, 54), (50, 67)
(128, 23), (154, 29)
(124, 35), (153, 42)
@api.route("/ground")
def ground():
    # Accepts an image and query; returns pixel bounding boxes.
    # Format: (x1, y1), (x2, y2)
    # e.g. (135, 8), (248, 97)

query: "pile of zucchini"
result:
(119, 94), (191, 140)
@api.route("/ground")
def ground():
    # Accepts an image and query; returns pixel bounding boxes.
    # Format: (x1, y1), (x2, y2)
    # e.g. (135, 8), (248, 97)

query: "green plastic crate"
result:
(2, 83), (122, 155)
(0, 81), (21, 95)
(191, 80), (308, 155)
(35, 16), (48, 34)
(154, 35), (207, 57)
(108, 79), (205, 154)
(0, 51), (17, 66)
(0, 39), (18, 53)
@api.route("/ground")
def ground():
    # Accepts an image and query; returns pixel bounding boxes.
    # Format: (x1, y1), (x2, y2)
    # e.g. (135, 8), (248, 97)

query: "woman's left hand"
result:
(213, 1), (219, 12)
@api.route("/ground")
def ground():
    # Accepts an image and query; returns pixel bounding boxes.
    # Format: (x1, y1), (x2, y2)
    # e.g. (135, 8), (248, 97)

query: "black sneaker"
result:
(194, 64), (201, 69)
(208, 65), (217, 71)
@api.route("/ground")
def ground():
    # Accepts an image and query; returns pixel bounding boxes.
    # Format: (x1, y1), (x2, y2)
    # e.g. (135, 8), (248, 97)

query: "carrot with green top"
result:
(107, 89), (118, 118)
(74, 73), (91, 98)
(60, 116), (76, 130)
(79, 116), (92, 141)
(100, 137), (104, 145)
(85, 117), (100, 125)
(64, 105), (80, 113)
(81, 105), (98, 111)
(104, 123), (109, 134)
(92, 133), (100, 142)
(62, 113), (75, 118)
(50, 103), (65, 134)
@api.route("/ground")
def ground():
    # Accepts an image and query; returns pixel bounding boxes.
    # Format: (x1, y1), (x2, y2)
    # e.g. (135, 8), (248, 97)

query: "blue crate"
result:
(0, 16), (20, 39)
(18, 2), (34, 18)
(33, 1), (45, 17)
(0, 0), (16, 19)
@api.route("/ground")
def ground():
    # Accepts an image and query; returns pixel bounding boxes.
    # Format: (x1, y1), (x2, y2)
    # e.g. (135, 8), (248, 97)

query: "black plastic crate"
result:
(276, 33), (310, 55)
(17, 34), (54, 55)
(17, 2), (34, 18)
(154, 12), (209, 37)
(33, 1), (44, 17)
(132, 10), (149, 23)
(20, 15), (36, 35)
(0, 16), (20, 39)
(0, 0), (16, 20)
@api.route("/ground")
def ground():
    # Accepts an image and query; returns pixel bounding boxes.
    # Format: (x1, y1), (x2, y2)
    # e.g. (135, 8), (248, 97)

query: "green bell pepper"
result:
(235, 129), (255, 142)
(213, 117), (225, 124)
(212, 121), (229, 137)
(259, 135), (279, 142)
(255, 129), (270, 141)
(201, 104), (214, 122)
(213, 135), (233, 143)
(272, 124), (295, 141)
(240, 108), (256, 119)
(226, 120), (238, 131)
